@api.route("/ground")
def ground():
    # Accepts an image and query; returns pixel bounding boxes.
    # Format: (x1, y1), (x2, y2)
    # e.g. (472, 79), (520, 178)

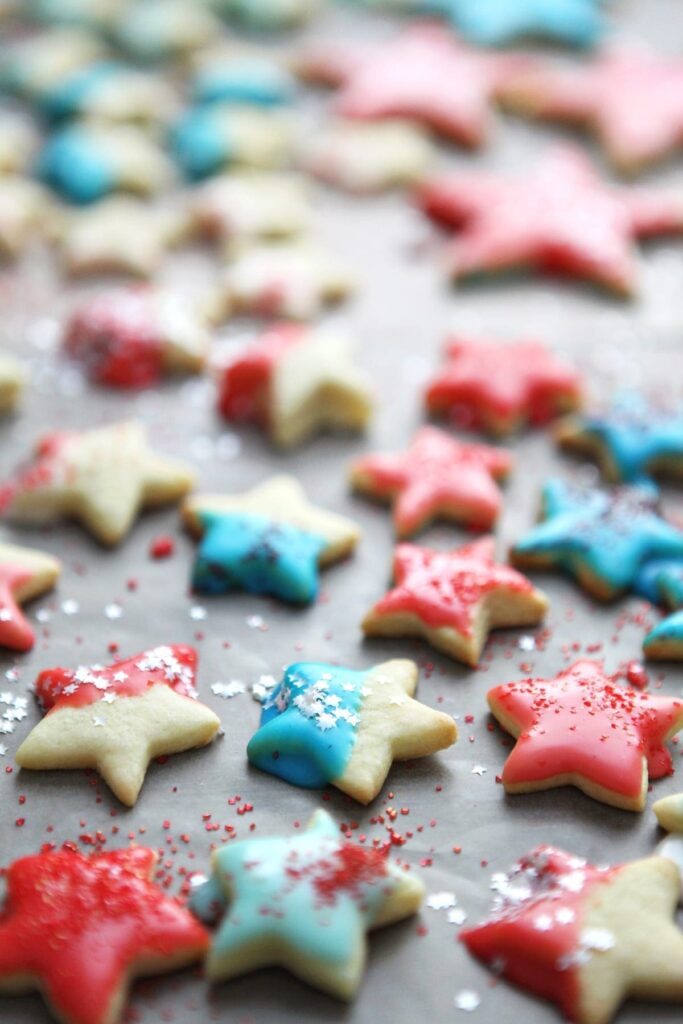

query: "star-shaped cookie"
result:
(182, 475), (360, 605)
(220, 0), (319, 30)
(437, 0), (607, 48)
(216, 323), (372, 448)
(350, 426), (512, 536)
(38, 60), (178, 126)
(425, 335), (582, 435)
(654, 793), (683, 832)
(189, 808), (425, 999)
(190, 171), (310, 244)
(191, 48), (296, 107)
(247, 659), (456, 802)
(363, 538), (549, 666)
(416, 145), (683, 296)
(0, 112), (37, 175)
(0, 177), (48, 260)
(511, 478), (683, 601)
(503, 48), (683, 175)
(114, 0), (221, 60)
(63, 285), (209, 388)
(0, 353), (25, 414)
(2, 28), (104, 100)
(462, 845), (683, 1024)
(0, 420), (194, 546)
(641, 564), (683, 661)
(0, 541), (60, 652)
(171, 105), (294, 180)
(0, 846), (209, 1024)
(556, 391), (683, 484)
(16, 645), (221, 805)
(488, 659), (683, 810)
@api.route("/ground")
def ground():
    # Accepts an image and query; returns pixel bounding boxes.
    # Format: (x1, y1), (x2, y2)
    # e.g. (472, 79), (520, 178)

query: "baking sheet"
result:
(2, 1), (683, 1021)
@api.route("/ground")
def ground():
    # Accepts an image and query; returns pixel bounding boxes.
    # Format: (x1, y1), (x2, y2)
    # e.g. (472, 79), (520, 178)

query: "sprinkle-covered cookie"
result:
(556, 391), (683, 484)
(436, 0), (606, 48)
(0, 540), (60, 651)
(0, 353), (25, 413)
(16, 645), (221, 805)
(488, 659), (683, 810)
(189, 808), (424, 999)
(461, 846), (683, 1024)
(426, 335), (582, 435)
(191, 48), (296, 107)
(171, 105), (294, 180)
(216, 323), (372, 448)
(511, 478), (683, 601)
(182, 475), (360, 605)
(350, 426), (512, 536)
(0, 846), (209, 1024)
(363, 537), (549, 666)
(114, 0), (221, 61)
(0, 177), (48, 259)
(416, 145), (683, 296)
(190, 171), (310, 244)
(247, 659), (456, 801)
(63, 286), (209, 388)
(0, 420), (194, 546)
(37, 60), (178, 125)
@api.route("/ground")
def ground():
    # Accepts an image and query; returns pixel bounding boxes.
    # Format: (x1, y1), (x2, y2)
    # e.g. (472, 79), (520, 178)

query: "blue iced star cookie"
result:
(557, 391), (683, 484)
(189, 808), (425, 999)
(192, 57), (295, 108)
(511, 478), (683, 601)
(170, 105), (292, 180)
(634, 559), (683, 604)
(642, 564), (683, 659)
(435, 0), (606, 47)
(247, 659), (456, 801)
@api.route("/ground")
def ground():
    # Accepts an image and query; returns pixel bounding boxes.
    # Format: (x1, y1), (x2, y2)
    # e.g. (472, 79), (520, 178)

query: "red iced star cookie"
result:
(425, 336), (583, 436)
(350, 425), (512, 536)
(297, 24), (526, 146)
(416, 145), (683, 295)
(503, 49), (683, 175)
(488, 659), (683, 811)
(0, 846), (209, 1024)
(0, 541), (60, 651)
(362, 538), (549, 666)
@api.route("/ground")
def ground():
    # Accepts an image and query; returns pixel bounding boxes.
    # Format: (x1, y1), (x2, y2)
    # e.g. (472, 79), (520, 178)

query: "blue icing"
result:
(247, 662), (366, 788)
(39, 61), (123, 120)
(570, 391), (683, 484)
(435, 0), (605, 47)
(189, 810), (395, 973)
(634, 559), (683, 605)
(512, 478), (683, 597)
(36, 126), (115, 204)
(171, 108), (234, 180)
(644, 610), (683, 655)
(192, 511), (326, 604)
(193, 59), (294, 107)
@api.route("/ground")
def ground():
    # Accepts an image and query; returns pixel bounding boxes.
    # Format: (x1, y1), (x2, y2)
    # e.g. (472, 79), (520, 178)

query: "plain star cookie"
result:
(216, 323), (372, 448)
(502, 48), (683, 175)
(487, 659), (683, 810)
(0, 420), (194, 546)
(362, 537), (549, 666)
(0, 353), (25, 413)
(461, 846), (683, 1024)
(350, 425), (512, 536)
(416, 145), (683, 296)
(189, 808), (424, 999)
(171, 105), (294, 180)
(0, 540), (60, 651)
(190, 171), (310, 244)
(16, 645), (221, 805)
(182, 475), (360, 605)
(556, 391), (683, 484)
(425, 335), (582, 435)
(511, 478), (683, 601)
(247, 659), (456, 802)
(0, 846), (209, 1024)
(436, 0), (607, 48)
(63, 286), (209, 388)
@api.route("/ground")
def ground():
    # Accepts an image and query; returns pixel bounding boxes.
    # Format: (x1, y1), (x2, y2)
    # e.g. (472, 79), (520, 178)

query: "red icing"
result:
(0, 846), (208, 1024)
(0, 565), (36, 652)
(461, 846), (619, 1022)
(352, 426), (512, 534)
(285, 844), (389, 907)
(416, 146), (683, 294)
(488, 659), (683, 800)
(425, 337), (582, 432)
(64, 287), (165, 389)
(35, 644), (199, 713)
(217, 322), (306, 425)
(371, 538), (537, 635)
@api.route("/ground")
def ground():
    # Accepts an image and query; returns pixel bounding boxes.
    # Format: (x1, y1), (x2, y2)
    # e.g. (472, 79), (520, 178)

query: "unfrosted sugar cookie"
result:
(0, 28), (104, 100)
(172, 105), (294, 180)
(63, 286), (209, 388)
(425, 335), (582, 435)
(488, 659), (683, 810)
(461, 846), (683, 1024)
(350, 425), (512, 536)
(416, 145), (683, 296)
(16, 645), (221, 805)
(300, 119), (432, 193)
(0, 420), (194, 546)
(0, 846), (209, 1024)
(0, 540), (59, 651)
(191, 48), (296, 107)
(511, 478), (683, 601)
(247, 659), (456, 802)
(362, 538), (549, 667)
(216, 323), (372, 447)
(190, 171), (310, 244)
(37, 122), (174, 204)
(114, 0), (222, 61)
(189, 809), (424, 999)
(182, 475), (360, 605)
(0, 177), (49, 260)
(38, 61), (178, 126)
(0, 112), (38, 175)
(0, 353), (25, 413)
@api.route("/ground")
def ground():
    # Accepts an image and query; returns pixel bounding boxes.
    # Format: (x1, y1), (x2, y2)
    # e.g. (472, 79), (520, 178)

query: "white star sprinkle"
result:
(212, 681), (246, 699)
(471, 765), (487, 776)
(426, 891), (457, 910)
(454, 990), (481, 1012)
(447, 907), (467, 925)
(0, 743), (6, 756)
